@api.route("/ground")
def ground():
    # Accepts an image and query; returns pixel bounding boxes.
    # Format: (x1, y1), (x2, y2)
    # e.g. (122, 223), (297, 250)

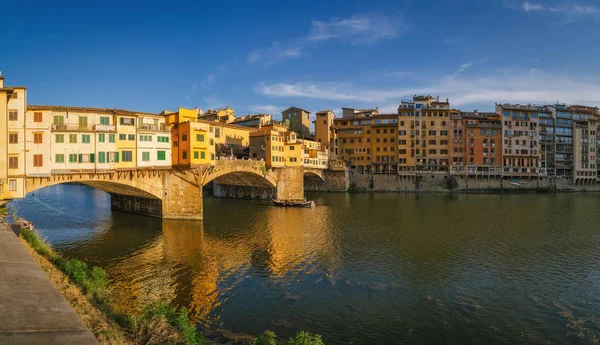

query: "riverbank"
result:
(12, 213), (325, 345)
(0, 223), (98, 344)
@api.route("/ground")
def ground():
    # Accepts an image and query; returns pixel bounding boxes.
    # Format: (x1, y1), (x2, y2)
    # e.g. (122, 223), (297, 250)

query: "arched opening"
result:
(205, 171), (277, 200)
(304, 171), (325, 192)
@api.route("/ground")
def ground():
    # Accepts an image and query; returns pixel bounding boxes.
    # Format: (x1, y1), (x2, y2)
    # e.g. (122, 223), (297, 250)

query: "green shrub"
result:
(62, 258), (108, 300)
(20, 228), (59, 262)
(288, 331), (325, 345)
(130, 301), (203, 345)
(253, 330), (277, 345)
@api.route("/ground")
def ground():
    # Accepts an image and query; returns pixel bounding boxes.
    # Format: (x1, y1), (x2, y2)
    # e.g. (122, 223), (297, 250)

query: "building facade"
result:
(282, 107), (311, 136)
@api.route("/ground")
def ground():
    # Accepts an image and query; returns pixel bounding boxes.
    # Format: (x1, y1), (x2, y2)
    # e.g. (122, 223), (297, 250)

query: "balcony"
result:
(138, 124), (169, 132)
(52, 124), (94, 131)
(51, 124), (116, 132)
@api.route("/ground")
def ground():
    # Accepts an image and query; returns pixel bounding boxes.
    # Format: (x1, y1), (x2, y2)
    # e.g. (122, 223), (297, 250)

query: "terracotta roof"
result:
(315, 110), (333, 115)
(27, 105), (159, 116)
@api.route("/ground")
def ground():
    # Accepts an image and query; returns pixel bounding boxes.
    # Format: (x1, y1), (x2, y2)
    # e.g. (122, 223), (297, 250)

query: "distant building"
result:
(496, 103), (544, 177)
(314, 110), (337, 160)
(198, 106), (235, 123)
(229, 113), (272, 128)
(282, 106), (311, 136)
(573, 119), (598, 185)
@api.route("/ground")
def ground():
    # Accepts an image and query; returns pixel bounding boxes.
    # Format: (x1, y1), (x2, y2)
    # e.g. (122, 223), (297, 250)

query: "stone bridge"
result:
(23, 160), (308, 220)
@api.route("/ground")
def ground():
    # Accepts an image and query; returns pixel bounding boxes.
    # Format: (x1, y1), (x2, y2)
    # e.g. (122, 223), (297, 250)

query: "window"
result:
(9, 110), (18, 121)
(100, 116), (110, 125)
(158, 136), (169, 143)
(69, 134), (77, 143)
(201, 151), (206, 159)
(122, 151), (133, 162)
(182, 151), (187, 159)
(69, 154), (78, 163)
(128, 134), (135, 141)
(108, 152), (117, 163)
(120, 117), (135, 126)
(196, 134), (204, 142)
(9, 133), (18, 144)
(34, 112), (43, 122)
(34, 133), (43, 144)
(142, 152), (150, 161)
(109, 134), (115, 143)
(182, 134), (188, 141)
(53, 116), (64, 125)
(139, 135), (152, 142)
(82, 134), (90, 144)
(119, 134), (127, 140)
(78, 116), (88, 128)
(55, 134), (64, 143)
(98, 152), (106, 163)
(157, 150), (166, 161)
(33, 154), (43, 167)
(290, 145), (295, 150)
(98, 133), (105, 142)
(194, 151), (199, 159)
(55, 154), (64, 163)
(9, 157), (18, 169)
(9, 180), (17, 191)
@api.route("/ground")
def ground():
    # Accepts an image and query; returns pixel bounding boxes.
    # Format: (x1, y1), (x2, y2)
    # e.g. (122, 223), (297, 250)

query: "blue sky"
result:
(1, 0), (600, 118)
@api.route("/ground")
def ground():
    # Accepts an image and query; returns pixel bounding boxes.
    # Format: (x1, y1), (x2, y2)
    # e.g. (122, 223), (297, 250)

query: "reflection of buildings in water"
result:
(264, 205), (341, 284)
(107, 204), (342, 323)
(108, 235), (178, 315)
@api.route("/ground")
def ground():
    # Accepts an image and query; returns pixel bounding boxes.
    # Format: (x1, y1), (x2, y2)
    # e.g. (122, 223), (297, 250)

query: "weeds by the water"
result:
(129, 301), (203, 345)
(253, 331), (324, 345)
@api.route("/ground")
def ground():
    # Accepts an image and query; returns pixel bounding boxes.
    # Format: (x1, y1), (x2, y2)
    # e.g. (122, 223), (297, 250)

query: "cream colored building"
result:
(137, 114), (171, 168)
(0, 75), (27, 199)
(299, 139), (328, 169)
(573, 119), (598, 184)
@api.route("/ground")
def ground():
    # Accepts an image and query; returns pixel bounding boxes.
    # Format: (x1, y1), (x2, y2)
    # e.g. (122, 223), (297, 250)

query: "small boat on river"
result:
(272, 199), (315, 208)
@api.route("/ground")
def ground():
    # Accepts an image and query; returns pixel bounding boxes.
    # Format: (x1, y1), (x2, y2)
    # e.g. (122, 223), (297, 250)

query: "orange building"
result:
(450, 111), (502, 176)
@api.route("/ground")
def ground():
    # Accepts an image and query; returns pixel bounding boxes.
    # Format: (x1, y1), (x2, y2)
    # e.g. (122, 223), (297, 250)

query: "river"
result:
(9, 184), (600, 344)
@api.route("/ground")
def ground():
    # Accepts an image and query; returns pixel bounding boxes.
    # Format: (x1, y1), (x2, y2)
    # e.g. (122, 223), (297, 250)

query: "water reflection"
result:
(9, 185), (600, 345)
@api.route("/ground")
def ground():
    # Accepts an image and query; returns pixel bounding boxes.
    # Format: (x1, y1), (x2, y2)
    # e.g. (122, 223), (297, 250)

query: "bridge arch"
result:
(24, 171), (166, 200)
(201, 161), (278, 188)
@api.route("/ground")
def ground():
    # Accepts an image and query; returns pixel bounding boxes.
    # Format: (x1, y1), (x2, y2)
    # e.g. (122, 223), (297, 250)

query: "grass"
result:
(19, 227), (325, 345)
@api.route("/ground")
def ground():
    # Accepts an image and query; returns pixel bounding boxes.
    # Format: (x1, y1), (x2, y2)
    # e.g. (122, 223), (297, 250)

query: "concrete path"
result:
(0, 223), (99, 345)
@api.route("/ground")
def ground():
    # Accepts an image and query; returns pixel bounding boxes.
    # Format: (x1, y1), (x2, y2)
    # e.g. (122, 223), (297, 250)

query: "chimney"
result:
(0, 71), (4, 88)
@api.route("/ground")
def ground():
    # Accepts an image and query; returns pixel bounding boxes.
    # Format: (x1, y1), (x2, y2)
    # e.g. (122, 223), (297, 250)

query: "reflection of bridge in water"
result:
(102, 203), (340, 324)
(22, 160), (342, 219)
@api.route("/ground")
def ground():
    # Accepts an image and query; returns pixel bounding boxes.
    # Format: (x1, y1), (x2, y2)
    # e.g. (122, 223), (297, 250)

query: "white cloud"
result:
(248, 104), (285, 114)
(308, 13), (407, 45)
(506, 1), (600, 18)
(249, 13), (409, 66)
(258, 68), (600, 109)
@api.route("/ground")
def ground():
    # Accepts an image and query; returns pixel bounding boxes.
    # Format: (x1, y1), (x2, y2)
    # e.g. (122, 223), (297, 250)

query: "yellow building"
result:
(115, 113), (138, 169)
(249, 123), (289, 168)
(166, 108), (215, 166)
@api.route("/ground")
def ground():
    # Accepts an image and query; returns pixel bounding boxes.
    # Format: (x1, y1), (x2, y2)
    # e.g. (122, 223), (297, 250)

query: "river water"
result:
(9, 184), (600, 344)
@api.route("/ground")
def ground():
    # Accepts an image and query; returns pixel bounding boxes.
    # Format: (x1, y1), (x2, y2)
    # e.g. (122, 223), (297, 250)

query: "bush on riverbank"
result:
(253, 331), (324, 345)
(129, 301), (203, 345)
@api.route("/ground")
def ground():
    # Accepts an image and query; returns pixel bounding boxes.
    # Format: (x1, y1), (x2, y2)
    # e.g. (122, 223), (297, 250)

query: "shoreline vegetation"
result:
(17, 223), (325, 345)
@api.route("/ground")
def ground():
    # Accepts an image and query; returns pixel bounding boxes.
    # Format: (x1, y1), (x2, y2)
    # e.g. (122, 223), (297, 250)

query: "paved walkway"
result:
(0, 223), (98, 345)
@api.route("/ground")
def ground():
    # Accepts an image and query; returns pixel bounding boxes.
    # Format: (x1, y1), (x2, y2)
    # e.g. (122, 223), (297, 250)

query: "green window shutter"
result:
(120, 117), (124, 125)
(201, 151), (206, 159)
(115, 152), (120, 163)
(98, 152), (105, 163)
(90, 153), (95, 163)
(194, 151), (198, 159)
(78, 154), (82, 163)
(157, 151), (165, 160)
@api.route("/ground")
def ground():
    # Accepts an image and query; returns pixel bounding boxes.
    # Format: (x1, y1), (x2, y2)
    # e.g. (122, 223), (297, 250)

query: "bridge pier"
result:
(161, 170), (203, 220)
(276, 166), (305, 201)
